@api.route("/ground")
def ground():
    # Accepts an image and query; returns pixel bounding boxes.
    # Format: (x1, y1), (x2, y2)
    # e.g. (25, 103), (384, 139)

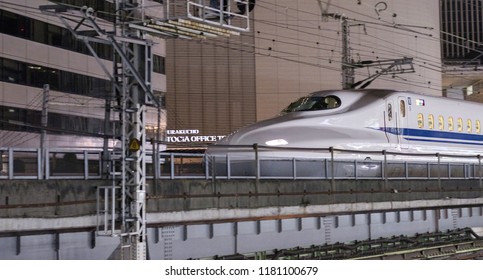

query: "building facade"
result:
(0, 0), (166, 149)
(440, 0), (483, 102)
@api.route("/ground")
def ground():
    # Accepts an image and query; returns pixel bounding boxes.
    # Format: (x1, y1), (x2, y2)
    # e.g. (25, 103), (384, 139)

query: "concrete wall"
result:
(0, 178), (481, 220)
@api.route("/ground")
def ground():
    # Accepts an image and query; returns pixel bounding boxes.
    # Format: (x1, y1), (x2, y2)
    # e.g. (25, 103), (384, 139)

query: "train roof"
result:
(308, 89), (483, 106)
(280, 89), (482, 116)
(308, 89), (394, 97)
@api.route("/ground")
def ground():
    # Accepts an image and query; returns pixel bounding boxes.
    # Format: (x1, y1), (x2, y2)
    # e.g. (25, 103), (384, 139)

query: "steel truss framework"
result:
(40, 1), (156, 259)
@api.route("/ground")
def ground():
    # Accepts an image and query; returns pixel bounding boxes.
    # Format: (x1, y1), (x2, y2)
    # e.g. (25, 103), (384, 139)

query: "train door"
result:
(384, 97), (408, 149)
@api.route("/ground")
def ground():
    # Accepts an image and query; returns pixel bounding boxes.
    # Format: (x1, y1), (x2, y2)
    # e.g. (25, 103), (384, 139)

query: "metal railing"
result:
(0, 146), (482, 183)
(165, 0), (251, 32)
(157, 147), (483, 182)
(0, 148), (102, 180)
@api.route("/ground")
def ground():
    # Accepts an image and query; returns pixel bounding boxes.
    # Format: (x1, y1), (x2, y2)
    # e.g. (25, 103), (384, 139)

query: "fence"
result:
(158, 147), (483, 182)
(0, 148), (102, 180)
(0, 146), (481, 183)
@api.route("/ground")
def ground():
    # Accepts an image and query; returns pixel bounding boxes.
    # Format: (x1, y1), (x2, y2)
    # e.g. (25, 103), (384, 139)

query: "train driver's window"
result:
(399, 100), (406, 117)
(281, 95), (341, 113)
(322, 96), (341, 109)
(448, 117), (454, 131)
(476, 120), (481, 134)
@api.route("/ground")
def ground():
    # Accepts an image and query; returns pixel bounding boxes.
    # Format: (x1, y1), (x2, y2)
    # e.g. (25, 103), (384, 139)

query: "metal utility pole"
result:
(321, 13), (354, 89)
(341, 17), (354, 89)
(40, 84), (49, 179)
(40, 0), (154, 260)
(113, 0), (148, 260)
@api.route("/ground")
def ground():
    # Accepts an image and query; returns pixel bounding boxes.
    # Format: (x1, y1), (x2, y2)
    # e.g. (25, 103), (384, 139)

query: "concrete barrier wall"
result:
(0, 179), (481, 220)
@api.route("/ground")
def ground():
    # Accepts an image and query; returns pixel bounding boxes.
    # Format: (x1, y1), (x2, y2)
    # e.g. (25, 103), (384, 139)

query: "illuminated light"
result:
(265, 139), (288, 146)
(415, 99), (425, 106)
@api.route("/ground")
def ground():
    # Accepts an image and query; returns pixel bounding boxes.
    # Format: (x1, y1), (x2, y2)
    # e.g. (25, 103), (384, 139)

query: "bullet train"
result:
(206, 89), (483, 176)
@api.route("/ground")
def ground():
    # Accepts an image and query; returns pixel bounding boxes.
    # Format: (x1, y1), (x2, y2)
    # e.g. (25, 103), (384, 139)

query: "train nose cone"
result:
(207, 114), (299, 154)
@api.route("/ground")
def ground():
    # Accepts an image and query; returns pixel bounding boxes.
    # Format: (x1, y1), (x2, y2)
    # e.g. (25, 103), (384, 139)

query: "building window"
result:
(0, 9), (166, 78)
(153, 55), (165, 74)
(0, 57), (110, 98)
(1, 59), (25, 84)
(0, 105), (105, 137)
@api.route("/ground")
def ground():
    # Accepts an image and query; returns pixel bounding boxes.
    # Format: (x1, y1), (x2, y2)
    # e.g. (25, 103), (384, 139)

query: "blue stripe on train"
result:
(379, 127), (483, 146)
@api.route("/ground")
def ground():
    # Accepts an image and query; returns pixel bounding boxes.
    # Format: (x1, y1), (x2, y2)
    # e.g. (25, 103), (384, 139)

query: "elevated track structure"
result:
(0, 146), (482, 259)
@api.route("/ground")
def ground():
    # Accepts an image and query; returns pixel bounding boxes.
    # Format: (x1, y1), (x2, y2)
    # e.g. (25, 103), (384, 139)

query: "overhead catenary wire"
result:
(0, 0), (478, 90)
(0, 1), (462, 100)
(0, 89), (45, 147)
(1, 0), (482, 136)
(1, 0), (480, 65)
(162, 0), (447, 91)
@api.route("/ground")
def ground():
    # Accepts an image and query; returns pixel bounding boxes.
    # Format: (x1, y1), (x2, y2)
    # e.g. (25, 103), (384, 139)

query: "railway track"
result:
(211, 228), (483, 260)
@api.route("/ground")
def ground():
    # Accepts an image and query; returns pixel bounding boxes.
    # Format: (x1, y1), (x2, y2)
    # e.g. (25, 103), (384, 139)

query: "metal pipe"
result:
(227, 154), (231, 180)
(383, 150), (387, 190)
(84, 150), (88, 180)
(330, 147), (334, 192)
(437, 153), (441, 191)
(40, 84), (49, 180)
(253, 143), (259, 180)
(8, 148), (13, 179)
(170, 153), (175, 179)
(479, 155), (482, 189)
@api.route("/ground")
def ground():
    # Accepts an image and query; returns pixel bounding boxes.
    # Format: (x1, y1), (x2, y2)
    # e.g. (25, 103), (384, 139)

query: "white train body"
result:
(207, 89), (483, 162)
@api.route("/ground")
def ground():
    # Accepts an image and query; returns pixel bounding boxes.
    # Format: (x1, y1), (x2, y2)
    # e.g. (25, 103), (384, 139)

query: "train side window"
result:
(428, 114), (434, 129)
(438, 115), (444, 130)
(476, 120), (481, 134)
(467, 119), (472, 133)
(399, 100), (406, 117)
(387, 103), (392, 121)
(457, 118), (463, 132)
(417, 113), (424, 128)
(448, 117), (454, 131)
